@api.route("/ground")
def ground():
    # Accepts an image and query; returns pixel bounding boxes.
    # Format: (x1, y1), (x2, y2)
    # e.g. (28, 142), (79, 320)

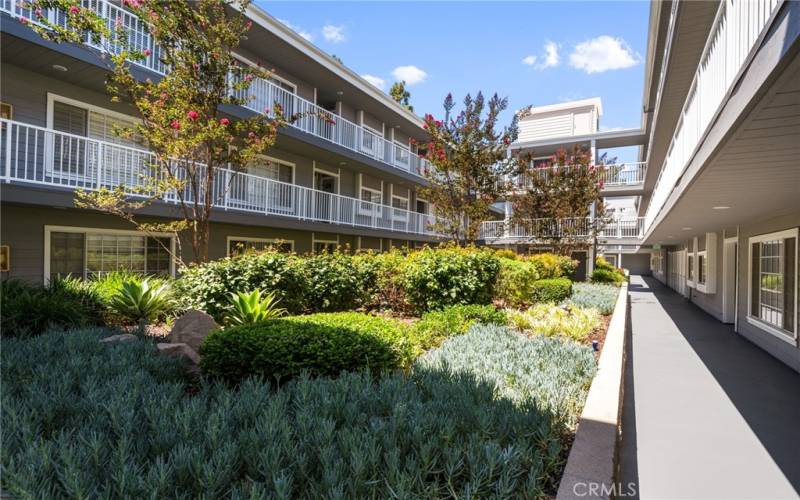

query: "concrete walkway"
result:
(619, 276), (800, 500)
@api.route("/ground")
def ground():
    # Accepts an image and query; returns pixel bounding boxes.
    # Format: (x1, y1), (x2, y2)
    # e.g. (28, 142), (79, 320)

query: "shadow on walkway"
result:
(631, 276), (800, 494)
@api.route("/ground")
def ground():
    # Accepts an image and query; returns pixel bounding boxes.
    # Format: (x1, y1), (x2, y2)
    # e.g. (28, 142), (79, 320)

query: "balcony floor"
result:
(619, 276), (800, 499)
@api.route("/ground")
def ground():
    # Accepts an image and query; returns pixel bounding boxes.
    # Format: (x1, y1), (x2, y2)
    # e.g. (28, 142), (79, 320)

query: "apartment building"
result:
(0, 2), (439, 283)
(483, 0), (800, 372)
(480, 97), (652, 280)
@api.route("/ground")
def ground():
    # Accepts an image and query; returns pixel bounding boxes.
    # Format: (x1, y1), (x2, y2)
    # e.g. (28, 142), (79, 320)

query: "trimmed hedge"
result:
(199, 313), (407, 382)
(532, 277), (573, 303)
(496, 258), (540, 307)
(410, 304), (507, 353)
(2, 326), (596, 498)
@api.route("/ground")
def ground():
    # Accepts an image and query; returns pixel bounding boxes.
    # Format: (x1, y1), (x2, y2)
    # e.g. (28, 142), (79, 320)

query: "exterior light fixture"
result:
(52, 64), (68, 72)
(682, 227), (692, 231)
(712, 206), (730, 210)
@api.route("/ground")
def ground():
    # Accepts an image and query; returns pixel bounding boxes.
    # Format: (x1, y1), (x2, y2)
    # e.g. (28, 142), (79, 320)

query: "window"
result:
(1, 102), (12, 119)
(698, 253), (707, 285)
(47, 227), (174, 283)
(313, 240), (338, 253)
(228, 237), (293, 256)
(749, 230), (797, 338)
(687, 253), (695, 286)
(391, 194), (409, 222)
(233, 156), (294, 210)
(359, 186), (382, 216)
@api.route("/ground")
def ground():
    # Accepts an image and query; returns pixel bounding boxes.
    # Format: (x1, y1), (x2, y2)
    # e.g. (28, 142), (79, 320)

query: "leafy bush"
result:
(591, 268), (625, 285)
(532, 277), (573, 303)
(528, 253), (577, 280)
(401, 246), (501, 312)
(108, 278), (174, 325)
(224, 290), (287, 326)
(175, 251), (305, 320)
(0, 279), (102, 336)
(410, 304), (507, 353)
(200, 313), (406, 382)
(294, 251), (372, 312)
(496, 258), (540, 307)
(2, 326), (595, 498)
(507, 303), (601, 342)
(566, 283), (620, 315)
(359, 250), (408, 312)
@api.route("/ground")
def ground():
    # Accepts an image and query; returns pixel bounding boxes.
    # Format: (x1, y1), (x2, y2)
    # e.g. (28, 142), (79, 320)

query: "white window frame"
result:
(312, 233), (340, 253)
(357, 174), (383, 217)
(226, 236), (294, 256)
(686, 238), (696, 288)
(390, 185), (409, 222)
(313, 164), (340, 195)
(43, 225), (176, 284)
(746, 228), (799, 343)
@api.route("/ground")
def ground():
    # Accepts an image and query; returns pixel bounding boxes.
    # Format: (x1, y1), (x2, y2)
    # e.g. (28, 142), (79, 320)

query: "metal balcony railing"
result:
(502, 162), (647, 191)
(1, 0), (431, 178)
(0, 119), (443, 236)
(479, 217), (645, 242)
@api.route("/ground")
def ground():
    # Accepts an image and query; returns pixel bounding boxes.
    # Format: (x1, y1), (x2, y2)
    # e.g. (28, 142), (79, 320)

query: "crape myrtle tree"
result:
(20, 0), (305, 263)
(417, 92), (518, 245)
(510, 146), (608, 255)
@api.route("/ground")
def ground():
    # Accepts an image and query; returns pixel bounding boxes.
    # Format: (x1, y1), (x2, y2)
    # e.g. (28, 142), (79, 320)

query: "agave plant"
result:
(224, 289), (287, 326)
(108, 278), (173, 326)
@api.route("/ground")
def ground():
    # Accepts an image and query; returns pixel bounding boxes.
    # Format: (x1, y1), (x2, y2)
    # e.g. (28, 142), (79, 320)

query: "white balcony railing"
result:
(502, 162), (647, 192)
(1, 1), (431, 178)
(479, 217), (645, 242)
(0, 119), (443, 237)
(645, 0), (782, 231)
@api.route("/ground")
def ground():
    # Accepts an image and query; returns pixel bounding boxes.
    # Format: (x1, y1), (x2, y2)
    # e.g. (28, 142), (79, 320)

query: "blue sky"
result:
(257, 1), (650, 160)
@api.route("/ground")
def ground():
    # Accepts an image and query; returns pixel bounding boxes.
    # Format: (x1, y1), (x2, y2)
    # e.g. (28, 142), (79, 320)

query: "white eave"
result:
(518, 97), (604, 119)
(509, 127), (646, 151)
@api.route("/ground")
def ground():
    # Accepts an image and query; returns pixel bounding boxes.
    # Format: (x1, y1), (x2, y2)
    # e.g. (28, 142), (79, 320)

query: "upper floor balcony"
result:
(479, 217), (646, 244)
(0, 0), (432, 179)
(501, 162), (647, 196)
(0, 119), (443, 238)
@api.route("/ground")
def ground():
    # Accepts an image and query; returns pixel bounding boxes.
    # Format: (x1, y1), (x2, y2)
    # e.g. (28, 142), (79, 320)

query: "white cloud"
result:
(522, 55), (537, 66)
(278, 18), (313, 42)
(540, 41), (559, 68)
(599, 125), (626, 132)
(569, 36), (640, 74)
(391, 65), (427, 85)
(322, 24), (346, 43)
(362, 74), (386, 90)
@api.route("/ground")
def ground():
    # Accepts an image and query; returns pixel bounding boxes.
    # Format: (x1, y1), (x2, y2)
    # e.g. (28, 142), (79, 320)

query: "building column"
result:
(504, 201), (512, 237)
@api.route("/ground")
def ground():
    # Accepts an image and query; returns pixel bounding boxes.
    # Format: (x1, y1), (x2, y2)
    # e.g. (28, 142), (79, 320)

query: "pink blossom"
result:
(193, 63), (200, 71)
(186, 111), (199, 121)
(143, 48), (152, 57)
(248, 131), (256, 139)
(159, 92), (168, 100)
(68, 5), (80, 15)
(115, 16), (122, 29)
(264, 107), (270, 115)
(19, 16), (28, 25)
(170, 120), (181, 130)
(34, 8), (42, 17)
(244, 74), (253, 82)
(246, 20), (253, 29)
(219, 118), (230, 126)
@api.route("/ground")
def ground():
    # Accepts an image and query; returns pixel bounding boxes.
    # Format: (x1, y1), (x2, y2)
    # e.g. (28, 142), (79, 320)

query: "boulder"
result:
(169, 310), (219, 352)
(157, 342), (201, 373)
(100, 333), (138, 344)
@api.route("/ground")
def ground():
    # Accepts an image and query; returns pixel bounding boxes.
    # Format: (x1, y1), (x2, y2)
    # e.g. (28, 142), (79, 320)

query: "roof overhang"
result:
(509, 127), (646, 153)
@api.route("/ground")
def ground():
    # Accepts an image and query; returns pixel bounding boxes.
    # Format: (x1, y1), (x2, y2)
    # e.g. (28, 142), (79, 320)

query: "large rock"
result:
(169, 310), (219, 352)
(157, 342), (201, 373)
(100, 333), (138, 344)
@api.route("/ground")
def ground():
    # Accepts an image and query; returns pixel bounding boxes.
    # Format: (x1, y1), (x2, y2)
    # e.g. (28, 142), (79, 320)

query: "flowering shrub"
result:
(2, 325), (595, 498)
(507, 303), (601, 342)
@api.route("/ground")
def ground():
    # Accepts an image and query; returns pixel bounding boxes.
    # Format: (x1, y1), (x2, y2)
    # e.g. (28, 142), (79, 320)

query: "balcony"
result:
(479, 217), (645, 243)
(0, 1), (431, 178)
(501, 162), (647, 196)
(0, 120), (442, 237)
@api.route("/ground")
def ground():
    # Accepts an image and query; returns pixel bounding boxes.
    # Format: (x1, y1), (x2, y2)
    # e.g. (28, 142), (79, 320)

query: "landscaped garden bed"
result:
(1, 247), (626, 497)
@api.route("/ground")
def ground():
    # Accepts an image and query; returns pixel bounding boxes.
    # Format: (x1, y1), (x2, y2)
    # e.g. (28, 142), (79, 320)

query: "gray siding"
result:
(620, 253), (652, 276)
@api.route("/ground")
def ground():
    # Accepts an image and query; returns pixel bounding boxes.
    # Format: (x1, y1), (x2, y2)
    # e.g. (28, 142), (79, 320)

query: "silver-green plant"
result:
(224, 289), (287, 326)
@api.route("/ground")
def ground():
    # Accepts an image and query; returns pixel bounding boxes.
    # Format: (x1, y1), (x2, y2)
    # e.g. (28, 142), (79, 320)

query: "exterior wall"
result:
(736, 212), (800, 373)
(518, 105), (598, 142)
(689, 229), (725, 321)
(0, 204), (385, 283)
(620, 253), (652, 276)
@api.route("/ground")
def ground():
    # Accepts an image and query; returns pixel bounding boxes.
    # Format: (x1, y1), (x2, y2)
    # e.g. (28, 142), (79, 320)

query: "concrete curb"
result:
(556, 282), (629, 500)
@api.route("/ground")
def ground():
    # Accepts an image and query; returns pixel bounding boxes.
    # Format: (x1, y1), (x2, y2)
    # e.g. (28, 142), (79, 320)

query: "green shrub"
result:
(108, 278), (174, 325)
(410, 304), (507, 353)
(175, 250), (305, 320)
(507, 303), (601, 342)
(0, 279), (102, 336)
(2, 326), (595, 498)
(531, 277), (573, 303)
(565, 283), (620, 315)
(360, 249), (408, 312)
(401, 246), (501, 312)
(200, 313), (406, 382)
(591, 268), (625, 285)
(528, 253), (577, 280)
(294, 250), (372, 312)
(224, 289), (287, 326)
(496, 258), (540, 307)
